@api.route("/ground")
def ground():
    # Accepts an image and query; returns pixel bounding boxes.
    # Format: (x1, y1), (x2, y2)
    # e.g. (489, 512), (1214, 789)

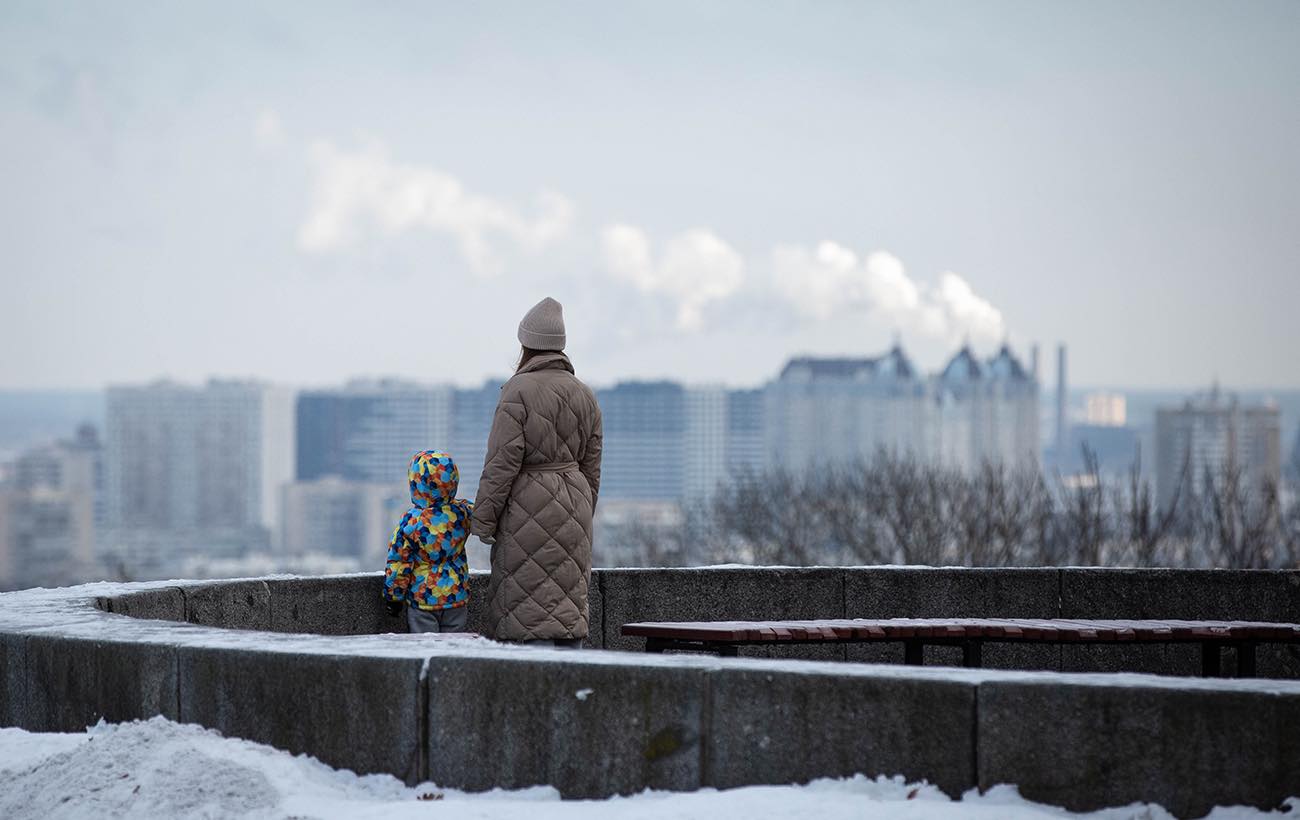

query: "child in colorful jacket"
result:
(383, 450), (474, 633)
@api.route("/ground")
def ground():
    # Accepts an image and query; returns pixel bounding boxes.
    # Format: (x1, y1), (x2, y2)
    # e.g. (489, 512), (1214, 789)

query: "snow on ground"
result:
(0, 719), (1294, 820)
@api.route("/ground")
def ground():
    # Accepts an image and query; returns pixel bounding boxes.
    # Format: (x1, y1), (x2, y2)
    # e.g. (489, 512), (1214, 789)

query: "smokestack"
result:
(1030, 344), (1040, 382)
(1055, 343), (1068, 464)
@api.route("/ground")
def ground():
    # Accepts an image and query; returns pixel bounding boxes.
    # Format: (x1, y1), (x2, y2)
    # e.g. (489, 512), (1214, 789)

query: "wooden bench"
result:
(621, 618), (1300, 677)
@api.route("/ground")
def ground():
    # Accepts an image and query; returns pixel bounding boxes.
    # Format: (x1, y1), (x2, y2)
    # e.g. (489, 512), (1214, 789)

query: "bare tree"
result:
(1111, 445), (1184, 567)
(813, 459), (891, 564)
(875, 456), (951, 565)
(1053, 445), (1108, 566)
(620, 446), (1300, 572)
(710, 468), (824, 565)
(1193, 460), (1284, 569)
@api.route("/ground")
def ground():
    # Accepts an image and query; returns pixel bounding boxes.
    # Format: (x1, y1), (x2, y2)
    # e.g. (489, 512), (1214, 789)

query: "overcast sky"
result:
(2, 1), (1297, 390)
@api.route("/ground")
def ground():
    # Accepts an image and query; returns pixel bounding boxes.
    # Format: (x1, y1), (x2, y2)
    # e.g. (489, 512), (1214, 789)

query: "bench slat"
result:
(622, 617), (1300, 646)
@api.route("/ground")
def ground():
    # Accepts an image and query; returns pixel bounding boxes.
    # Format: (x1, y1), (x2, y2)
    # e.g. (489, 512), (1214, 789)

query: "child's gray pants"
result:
(406, 605), (469, 634)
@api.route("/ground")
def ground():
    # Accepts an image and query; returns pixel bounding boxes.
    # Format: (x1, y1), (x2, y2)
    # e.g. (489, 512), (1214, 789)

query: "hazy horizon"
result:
(4, 1), (1298, 391)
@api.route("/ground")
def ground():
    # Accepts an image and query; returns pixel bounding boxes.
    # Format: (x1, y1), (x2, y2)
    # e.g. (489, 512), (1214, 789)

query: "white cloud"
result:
(772, 241), (1005, 346)
(297, 140), (575, 275)
(602, 224), (745, 331)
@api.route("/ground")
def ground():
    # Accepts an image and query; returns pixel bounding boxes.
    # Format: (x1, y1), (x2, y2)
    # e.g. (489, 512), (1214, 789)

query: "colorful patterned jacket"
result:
(382, 451), (473, 610)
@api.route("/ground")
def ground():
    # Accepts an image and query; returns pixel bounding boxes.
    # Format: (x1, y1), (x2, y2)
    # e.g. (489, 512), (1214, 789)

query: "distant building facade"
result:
(296, 381), (452, 484)
(980, 344), (1042, 468)
(448, 381), (503, 501)
(1154, 388), (1282, 510)
(596, 381), (685, 502)
(1084, 392), (1127, 427)
(0, 425), (101, 589)
(1065, 424), (1140, 475)
(683, 387), (729, 500)
(724, 389), (766, 478)
(102, 381), (294, 576)
(767, 345), (929, 472)
(280, 476), (406, 566)
(766, 343), (1038, 475)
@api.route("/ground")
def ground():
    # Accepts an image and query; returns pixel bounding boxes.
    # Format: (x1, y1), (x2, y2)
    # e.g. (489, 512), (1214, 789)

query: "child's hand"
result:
(385, 600), (403, 618)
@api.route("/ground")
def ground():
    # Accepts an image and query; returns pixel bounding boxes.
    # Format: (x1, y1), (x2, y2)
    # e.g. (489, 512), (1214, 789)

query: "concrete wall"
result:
(979, 677), (1300, 817)
(100, 567), (1300, 676)
(3, 568), (1300, 815)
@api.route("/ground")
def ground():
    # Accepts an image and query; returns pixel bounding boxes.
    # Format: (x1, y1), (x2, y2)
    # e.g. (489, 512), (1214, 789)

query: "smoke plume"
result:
(602, 224), (745, 331)
(772, 240), (1005, 347)
(297, 140), (574, 276)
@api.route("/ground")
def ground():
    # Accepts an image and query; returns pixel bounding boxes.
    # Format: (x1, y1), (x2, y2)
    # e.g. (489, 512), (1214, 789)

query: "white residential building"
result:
(764, 345), (929, 473)
(765, 343), (1038, 475)
(1155, 389), (1281, 510)
(1085, 392), (1127, 427)
(102, 380), (295, 573)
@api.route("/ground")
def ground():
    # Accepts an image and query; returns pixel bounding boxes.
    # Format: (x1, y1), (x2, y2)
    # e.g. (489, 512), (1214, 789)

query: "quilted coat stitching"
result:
(472, 352), (602, 640)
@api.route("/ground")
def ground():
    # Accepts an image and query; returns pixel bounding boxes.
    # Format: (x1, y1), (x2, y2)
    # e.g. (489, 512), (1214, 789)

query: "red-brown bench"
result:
(621, 618), (1300, 677)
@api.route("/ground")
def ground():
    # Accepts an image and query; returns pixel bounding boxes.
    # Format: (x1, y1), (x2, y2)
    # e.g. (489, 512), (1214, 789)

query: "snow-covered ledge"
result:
(1, 569), (1299, 816)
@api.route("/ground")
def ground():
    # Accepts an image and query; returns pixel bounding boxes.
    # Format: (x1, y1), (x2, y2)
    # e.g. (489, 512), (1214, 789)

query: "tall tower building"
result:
(683, 386), (728, 499)
(296, 380), (452, 485)
(103, 380), (295, 571)
(596, 381), (684, 502)
(725, 389), (766, 477)
(1154, 389), (1281, 511)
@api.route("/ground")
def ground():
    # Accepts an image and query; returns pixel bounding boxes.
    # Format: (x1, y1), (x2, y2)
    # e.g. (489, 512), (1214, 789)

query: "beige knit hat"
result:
(517, 297), (566, 351)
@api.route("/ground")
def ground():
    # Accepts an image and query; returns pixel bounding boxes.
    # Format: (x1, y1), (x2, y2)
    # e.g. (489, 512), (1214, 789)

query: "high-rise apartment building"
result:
(724, 389), (766, 478)
(296, 380), (452, 485)
(765, 345), (928, 473)
(103, 380), (294, 573)
(932, 346), (989, 470)
(765, 343), (1037, 474)
(1154, 388), (1282, 510)
(683, 386), (728, 499)
(981, 344), (1041, 468)
(597, 381), (684, 502)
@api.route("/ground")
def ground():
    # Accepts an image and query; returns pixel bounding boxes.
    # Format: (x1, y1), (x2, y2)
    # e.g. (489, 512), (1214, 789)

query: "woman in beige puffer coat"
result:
(471, 297), (603, 645)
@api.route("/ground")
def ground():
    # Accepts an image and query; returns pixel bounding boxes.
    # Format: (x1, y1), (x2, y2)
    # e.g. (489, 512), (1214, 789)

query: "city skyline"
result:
(3, 342), (1297, 589)
(3, 2), (1299, 391)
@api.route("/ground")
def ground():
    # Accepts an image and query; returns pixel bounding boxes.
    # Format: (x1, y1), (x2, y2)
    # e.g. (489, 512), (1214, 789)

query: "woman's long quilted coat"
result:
(471, 351), (603, 641)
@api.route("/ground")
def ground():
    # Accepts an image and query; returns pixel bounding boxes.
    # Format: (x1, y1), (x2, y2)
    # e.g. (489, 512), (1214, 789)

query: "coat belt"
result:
(519, 461), (579, 473)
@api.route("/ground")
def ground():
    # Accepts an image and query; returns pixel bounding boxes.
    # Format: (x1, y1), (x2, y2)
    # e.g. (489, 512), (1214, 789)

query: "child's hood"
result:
(407, 450), (460, 508)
